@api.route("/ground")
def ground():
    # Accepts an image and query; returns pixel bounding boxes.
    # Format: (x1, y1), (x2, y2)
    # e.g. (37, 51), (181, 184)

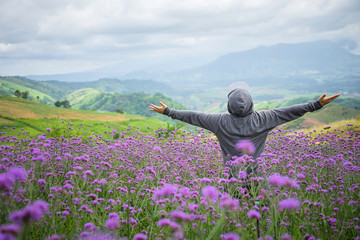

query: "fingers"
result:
(327, 93), (341, 101)
(149, 103), (165, 113)
(160, 102), (167, 108)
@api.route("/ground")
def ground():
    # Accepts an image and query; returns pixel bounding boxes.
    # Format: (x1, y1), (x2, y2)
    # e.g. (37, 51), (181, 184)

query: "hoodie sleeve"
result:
(257, 101), (323, 130)
(163, 108), (221, 133)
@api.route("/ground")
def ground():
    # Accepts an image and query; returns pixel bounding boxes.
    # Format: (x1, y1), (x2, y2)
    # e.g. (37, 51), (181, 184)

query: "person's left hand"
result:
(149, 102), (168, 114)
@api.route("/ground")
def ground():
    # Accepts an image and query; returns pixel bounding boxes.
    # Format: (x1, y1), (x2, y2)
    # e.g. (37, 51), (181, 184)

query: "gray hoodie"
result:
(163, 88), (322, 175)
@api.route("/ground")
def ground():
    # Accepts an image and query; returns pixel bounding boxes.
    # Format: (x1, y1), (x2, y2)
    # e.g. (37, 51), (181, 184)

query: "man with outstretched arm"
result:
(149, 89), (340, 179)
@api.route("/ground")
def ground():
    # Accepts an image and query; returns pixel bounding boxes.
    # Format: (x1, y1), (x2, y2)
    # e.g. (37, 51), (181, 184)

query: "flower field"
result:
(0, 122), (359, 240)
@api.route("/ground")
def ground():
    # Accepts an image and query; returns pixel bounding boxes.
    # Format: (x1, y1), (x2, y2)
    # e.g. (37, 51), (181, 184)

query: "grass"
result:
(0, 79), (56, 102)
(0, 95), (169, 139)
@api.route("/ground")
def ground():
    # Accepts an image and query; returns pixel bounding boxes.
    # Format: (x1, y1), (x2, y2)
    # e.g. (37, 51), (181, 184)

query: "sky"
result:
(0, 0), (359, 76)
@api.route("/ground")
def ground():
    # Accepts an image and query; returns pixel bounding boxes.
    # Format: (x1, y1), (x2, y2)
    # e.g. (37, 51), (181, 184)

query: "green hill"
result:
(0, 76), (186, 122)
(0, 94), (168, 138)
(0, 78), (55, 103)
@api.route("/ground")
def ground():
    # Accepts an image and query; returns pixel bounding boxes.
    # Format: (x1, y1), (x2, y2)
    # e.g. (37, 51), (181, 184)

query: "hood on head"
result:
(227, 88), (254, 117)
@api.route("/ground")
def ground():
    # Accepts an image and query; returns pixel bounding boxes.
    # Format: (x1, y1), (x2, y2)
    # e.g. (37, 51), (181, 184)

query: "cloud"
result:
(0, 0), (359, 75)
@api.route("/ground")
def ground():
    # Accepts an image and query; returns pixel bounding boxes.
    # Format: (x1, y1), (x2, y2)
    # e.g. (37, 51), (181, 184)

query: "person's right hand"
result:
(318, 93), (341, 106)
(149, 102), (168, 114)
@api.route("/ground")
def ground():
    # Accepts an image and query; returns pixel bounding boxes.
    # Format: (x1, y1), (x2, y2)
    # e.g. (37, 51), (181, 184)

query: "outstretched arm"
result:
(149, 102), (221, 133)
(258, 93), (340, 130)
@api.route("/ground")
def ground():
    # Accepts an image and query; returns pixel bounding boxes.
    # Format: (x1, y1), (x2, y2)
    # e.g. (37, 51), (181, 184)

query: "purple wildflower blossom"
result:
(84, 223), (96, 231)
(133, 233), (147, 240)
(220, 232), (240, 240)
(9, 200), (49, 225)
(0, 224), (21, 236)
(169, 210), (194, 222)
(219, 194), (239, 210)
(105, 218), (120, 230)
(154, 184), (177, 199)
(202, 186), (219, 204)
(0, 173), (15, 191)
(280, 233), (293, 240)
(279, 198), (301, 211)
(235, 139), (255, 155)
(247, 210), (261, 219)
(8, 167), (27, 182)
(38, 135), (46, 140)
(157, 219), (172, 226)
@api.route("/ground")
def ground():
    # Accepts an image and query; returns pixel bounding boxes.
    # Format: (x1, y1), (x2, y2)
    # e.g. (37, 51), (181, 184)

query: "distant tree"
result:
(54, 101), (62, 107)
(21, 91), (29, 99)
(61, 100), (71, 108)
(115, 108), (124, 114)
(14, 90), (21, 98)
(36, 96), (40, 102)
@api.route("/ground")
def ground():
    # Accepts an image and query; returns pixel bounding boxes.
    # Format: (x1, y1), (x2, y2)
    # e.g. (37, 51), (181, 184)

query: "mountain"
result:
(26, 40), (360, 90)
(164, 40), (360, 88)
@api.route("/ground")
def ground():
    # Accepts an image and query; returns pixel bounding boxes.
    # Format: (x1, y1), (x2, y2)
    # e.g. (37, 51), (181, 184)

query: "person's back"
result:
(150, 88), (340, 177)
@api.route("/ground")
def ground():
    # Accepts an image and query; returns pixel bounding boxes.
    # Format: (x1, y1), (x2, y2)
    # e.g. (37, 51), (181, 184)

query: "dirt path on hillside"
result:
(302, 117), (325, 128)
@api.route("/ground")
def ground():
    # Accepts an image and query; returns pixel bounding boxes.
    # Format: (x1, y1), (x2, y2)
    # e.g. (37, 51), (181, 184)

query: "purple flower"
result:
(108, 212), (119, 220)
(220, 194), (239, 210)
(0, 173), (15, 191)
(33, 148), (40, 156)
(279, 198), (301, 211)
(268, 174), (298, 189)
(105, 218), (120, 230)
(296, 173), (305, 179)
(8, 167), (27, 182)
(202, 186), (219, 204)
(9, 200), (49, 225)
(84, 222), (96, 231)
(169, 211), (193, 222)
(0, 224), (21, 236)
(157, 219), (172, 226)
(133, 233), (147, 240)
(38, 135), (46, 140)
(238, 171), (247, 179)
(154, 184), (177, 199)
(0, 232), (16, 240)
(46, 128), (52, 133)
(343, 161), (352, 167)
(247, 210), (261, 219)
(83, 170), (94, 176)
(153, 146), (162, 153)
(220, 232), (240, 240)
(268, 174), (285, 186)
(280, 233), (293, 240)
(46, 234), (65, 240)
(235, 140), (255, 155)
(37, 179), (46, 185)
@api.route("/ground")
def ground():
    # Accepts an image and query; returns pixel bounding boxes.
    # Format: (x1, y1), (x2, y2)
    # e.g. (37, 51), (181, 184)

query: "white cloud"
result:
(0, 0), (359, 75)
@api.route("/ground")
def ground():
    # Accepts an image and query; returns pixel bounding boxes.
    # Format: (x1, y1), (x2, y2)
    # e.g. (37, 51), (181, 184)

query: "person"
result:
(149, 88), (340, 179)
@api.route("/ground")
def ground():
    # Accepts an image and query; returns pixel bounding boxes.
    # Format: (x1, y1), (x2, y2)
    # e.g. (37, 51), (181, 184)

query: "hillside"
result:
(0, 95), (170, 138)
(0, 77), (187, 121)
(0, 94), (137, 121)
(0, 76), (180, 100)
(0, 78), (55, 104)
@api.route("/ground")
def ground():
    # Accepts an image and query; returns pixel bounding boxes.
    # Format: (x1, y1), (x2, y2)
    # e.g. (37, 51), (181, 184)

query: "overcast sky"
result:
(0, 0), (359, 75)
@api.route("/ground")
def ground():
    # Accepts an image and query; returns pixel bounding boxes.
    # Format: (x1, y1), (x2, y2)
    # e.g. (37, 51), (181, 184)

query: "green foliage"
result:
(0, 77), (56, 103)
(115, 108), (124, 114)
